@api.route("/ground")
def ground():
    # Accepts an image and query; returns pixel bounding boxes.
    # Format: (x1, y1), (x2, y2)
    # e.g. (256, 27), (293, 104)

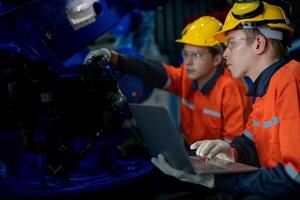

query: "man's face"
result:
(223, 30), (253, 79)
(182, 44), (217, 81)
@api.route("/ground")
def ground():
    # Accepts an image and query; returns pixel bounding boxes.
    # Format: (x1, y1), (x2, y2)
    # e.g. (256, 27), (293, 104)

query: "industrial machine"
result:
(0, 0), (168, 198)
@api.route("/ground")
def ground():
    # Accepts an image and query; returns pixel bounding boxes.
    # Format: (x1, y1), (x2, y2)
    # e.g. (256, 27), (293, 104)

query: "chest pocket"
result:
(202, 108), (222, 129)
(252, 117), (281, 167)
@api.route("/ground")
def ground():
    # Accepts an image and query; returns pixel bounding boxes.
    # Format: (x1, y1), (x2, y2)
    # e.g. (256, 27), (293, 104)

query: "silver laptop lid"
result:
(129, 103), (195, 174)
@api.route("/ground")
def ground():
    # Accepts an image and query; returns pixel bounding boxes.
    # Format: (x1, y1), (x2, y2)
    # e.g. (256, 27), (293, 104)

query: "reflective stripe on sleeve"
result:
(284, 163), (300, 183)
(203, 108), (221, 118)
(242, 130), (254, 141)
(263, 117), (280, 128)
(252, 119), (260, 127)
(251, 117), (280, 128)
(181, 98), (195, 110)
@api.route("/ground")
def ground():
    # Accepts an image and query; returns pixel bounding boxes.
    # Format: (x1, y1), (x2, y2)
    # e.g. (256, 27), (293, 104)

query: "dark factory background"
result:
(0, 0), (300, 199)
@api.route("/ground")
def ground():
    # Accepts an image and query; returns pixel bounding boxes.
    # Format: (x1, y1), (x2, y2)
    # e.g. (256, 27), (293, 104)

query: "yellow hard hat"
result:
(176, 16), (223, 47)
(213, 1), (294, 42)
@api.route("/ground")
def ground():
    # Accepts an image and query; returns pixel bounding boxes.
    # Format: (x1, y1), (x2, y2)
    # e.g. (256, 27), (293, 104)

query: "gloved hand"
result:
(84, 48), (112, 66)
(190, 139), (237, 162)
(151, 154), (215, 188)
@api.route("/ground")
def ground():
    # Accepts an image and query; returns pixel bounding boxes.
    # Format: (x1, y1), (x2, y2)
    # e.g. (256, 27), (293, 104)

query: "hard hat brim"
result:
(213, 30), (228, 43)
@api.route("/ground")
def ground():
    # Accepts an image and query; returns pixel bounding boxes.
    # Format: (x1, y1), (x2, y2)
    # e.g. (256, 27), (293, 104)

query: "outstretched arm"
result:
(84, 48), (168, 88)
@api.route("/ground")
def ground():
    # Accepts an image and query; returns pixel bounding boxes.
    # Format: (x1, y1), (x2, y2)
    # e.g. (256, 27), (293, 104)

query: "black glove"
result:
(84, 48), (112, 66)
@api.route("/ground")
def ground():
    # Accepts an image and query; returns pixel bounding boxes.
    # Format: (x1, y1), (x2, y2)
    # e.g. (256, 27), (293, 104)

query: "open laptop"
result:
(128, 103), (258, 174)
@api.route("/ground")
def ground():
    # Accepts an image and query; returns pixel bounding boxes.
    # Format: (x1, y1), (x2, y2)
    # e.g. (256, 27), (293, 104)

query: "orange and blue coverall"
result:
(116, 54), (251, 144)
(163, 63), (251, 144)
(216, 56), (300, 198)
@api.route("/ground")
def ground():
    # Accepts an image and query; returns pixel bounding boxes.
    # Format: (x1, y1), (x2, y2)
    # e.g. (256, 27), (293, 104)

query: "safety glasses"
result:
(181, 49), (209, 60)
(224, 37), (255, 50)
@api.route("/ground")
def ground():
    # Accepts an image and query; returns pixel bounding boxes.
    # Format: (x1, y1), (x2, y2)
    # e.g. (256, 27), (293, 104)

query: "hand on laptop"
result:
(190, 139), (237, 162)
(151, 154), (215, 188)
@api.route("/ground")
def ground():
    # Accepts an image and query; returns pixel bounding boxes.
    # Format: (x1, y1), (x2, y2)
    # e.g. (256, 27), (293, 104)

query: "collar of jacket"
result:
(247, 56), (290, 97)
(192, 64), (225, 94)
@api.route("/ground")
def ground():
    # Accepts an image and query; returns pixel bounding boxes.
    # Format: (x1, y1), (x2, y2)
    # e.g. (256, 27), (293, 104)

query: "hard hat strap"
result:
(257, 27), (283, 40)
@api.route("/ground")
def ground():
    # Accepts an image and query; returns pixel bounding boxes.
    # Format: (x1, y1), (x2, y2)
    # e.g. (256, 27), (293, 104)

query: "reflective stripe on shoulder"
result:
(203, 108), (221, 118)
(181, 98), (195, 110)
(263, 117), (280, 128)
(243, 130), (254, 141)
(284, 163), (300, 183)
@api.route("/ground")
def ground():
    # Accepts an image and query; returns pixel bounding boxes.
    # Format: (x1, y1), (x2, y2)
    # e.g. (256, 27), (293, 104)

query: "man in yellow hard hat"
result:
(84, 16), (251, 146)
(151, 1), (300, 199)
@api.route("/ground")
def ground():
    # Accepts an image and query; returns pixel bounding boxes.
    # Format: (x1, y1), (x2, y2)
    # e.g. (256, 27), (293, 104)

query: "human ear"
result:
(254, 35), (267, 54)
(213, 53), (223, 66)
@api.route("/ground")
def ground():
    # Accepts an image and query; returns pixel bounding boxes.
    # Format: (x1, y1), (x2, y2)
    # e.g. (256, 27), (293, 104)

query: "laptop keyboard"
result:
(189, 156), (228, 174)
(189, 156), (257, 174)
